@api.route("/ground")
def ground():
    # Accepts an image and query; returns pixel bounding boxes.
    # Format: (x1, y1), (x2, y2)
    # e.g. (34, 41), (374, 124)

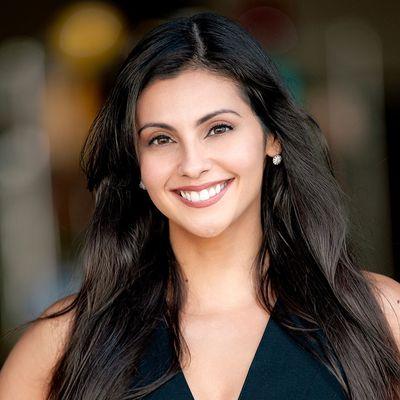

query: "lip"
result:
(171, 178), (232, 192)
(172, 178), (234, 208)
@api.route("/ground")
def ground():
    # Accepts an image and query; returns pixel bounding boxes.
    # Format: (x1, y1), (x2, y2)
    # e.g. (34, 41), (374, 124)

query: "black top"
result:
(133, 301), (347, 399)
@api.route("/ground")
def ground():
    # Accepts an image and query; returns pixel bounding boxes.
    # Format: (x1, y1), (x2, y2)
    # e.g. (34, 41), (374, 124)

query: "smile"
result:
(172, 178), (234, 208)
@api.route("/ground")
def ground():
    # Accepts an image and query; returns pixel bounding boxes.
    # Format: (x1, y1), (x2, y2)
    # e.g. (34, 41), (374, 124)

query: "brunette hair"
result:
(18, 11), (400, 399)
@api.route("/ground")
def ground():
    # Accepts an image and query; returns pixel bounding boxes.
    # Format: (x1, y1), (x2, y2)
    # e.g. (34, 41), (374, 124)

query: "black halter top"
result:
(132, 300), (347, 399)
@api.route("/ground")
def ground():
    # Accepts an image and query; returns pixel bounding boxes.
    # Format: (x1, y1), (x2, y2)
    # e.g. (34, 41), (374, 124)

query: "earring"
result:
(139, 180), (146, 190)
(272, 154), (282, 165)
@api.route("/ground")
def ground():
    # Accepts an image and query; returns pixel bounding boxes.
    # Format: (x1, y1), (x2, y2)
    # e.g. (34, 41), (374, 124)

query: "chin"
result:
(186, 223), (230, 239)
(168, 214), (234, 239)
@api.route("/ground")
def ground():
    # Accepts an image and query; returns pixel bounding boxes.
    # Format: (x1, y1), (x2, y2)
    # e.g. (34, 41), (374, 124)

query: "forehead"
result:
(135, 69), (250, 124)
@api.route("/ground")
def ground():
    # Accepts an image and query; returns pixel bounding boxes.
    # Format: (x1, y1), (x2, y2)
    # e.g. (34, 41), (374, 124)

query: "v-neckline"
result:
(177, 304), (277, 400)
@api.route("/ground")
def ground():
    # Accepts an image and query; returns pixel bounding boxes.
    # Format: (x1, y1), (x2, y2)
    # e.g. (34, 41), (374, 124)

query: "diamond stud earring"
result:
(139, 180), (146, 190)
(272, 154), (282, 165)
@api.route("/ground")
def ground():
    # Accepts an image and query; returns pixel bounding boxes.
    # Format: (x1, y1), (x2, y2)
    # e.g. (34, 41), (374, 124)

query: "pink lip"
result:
(172, 179), (232, 192)
(172, 178), (234, 208)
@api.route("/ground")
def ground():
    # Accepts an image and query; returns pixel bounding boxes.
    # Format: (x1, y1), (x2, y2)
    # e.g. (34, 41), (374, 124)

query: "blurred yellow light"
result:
(59, 4), (122, 58)
(49, 2), (125, 72)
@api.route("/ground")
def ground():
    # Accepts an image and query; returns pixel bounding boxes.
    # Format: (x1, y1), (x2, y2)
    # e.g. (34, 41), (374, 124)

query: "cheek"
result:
(224, 133), (265, 173)
(139, 153), (174, 190)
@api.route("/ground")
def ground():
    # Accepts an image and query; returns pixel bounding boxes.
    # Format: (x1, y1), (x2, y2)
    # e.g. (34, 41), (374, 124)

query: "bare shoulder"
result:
(0, 294), (77, 399)
(362, 270), (400, 349)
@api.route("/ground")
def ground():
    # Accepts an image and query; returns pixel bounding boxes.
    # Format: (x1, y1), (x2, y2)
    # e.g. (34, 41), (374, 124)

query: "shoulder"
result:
(0, 294), (77, 399)
(362, 270), (400, 349)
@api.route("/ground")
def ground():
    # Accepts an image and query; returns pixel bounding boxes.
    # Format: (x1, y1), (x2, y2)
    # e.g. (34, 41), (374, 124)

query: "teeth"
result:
(179, 180), (229, 202)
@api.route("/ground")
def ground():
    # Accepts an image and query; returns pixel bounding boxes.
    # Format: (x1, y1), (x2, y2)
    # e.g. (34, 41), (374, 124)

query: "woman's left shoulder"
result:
(362, 270), (400, 348)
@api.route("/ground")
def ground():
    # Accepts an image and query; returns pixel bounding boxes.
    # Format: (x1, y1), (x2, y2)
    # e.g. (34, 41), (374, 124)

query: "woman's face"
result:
(135, 69), (280, 238)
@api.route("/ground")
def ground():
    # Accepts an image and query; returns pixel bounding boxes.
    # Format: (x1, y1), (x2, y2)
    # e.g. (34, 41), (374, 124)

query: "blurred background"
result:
(0, 0), (399, 364)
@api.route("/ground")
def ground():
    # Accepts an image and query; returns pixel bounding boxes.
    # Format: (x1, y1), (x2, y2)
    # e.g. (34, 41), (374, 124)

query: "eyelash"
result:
(147, 123), (234, 147)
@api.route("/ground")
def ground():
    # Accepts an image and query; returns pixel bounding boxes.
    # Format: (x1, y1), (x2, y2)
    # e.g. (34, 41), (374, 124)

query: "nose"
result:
(177, 142), (212, 178)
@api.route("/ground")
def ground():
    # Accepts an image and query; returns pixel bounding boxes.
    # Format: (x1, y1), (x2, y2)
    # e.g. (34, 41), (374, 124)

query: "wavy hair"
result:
(20, 12), (400, 399)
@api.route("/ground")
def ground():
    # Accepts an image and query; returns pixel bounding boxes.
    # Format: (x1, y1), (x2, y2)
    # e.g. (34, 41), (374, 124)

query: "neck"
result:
(168, 213), (268, 316)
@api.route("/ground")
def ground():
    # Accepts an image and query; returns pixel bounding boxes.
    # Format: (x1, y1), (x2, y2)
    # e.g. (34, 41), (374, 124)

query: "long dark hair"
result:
(27, 12), (400, 399)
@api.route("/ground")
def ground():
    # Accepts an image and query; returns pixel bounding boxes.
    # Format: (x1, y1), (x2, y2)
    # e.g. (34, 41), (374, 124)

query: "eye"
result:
(147, 123), (233, 147)
(148, 134), (173, 146)
(207, 123), (233, 137)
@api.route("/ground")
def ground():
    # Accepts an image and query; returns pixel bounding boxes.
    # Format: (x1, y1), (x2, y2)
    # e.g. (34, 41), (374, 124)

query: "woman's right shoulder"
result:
(0, 294), (77, 399)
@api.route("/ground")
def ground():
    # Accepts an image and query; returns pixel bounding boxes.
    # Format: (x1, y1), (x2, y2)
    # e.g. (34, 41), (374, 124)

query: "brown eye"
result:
(148, 135), (173, 146)
(208, 124), (233, 136)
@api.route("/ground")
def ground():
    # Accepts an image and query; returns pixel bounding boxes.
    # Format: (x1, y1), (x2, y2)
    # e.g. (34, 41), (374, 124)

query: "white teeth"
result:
(199, 189), (209, 201)
(179, 180), (229, 202)
(191, 192), (200, 202)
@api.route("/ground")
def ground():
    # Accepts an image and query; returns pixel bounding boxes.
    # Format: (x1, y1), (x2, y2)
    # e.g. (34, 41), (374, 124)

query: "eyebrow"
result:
(137, 109), (241, 136)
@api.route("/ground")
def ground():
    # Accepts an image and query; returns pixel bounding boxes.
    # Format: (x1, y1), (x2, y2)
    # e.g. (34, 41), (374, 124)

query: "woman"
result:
(0, 11), (399, 400)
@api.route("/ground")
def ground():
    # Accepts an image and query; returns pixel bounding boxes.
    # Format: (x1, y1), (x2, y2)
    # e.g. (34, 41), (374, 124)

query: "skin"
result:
(135, 69), (283, 398)
(0, 69), (399, 400)
(136, 69), (281, 316)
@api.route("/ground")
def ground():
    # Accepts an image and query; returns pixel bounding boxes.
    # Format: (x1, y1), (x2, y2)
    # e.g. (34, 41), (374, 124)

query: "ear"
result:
(264, 133), (282, 157)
